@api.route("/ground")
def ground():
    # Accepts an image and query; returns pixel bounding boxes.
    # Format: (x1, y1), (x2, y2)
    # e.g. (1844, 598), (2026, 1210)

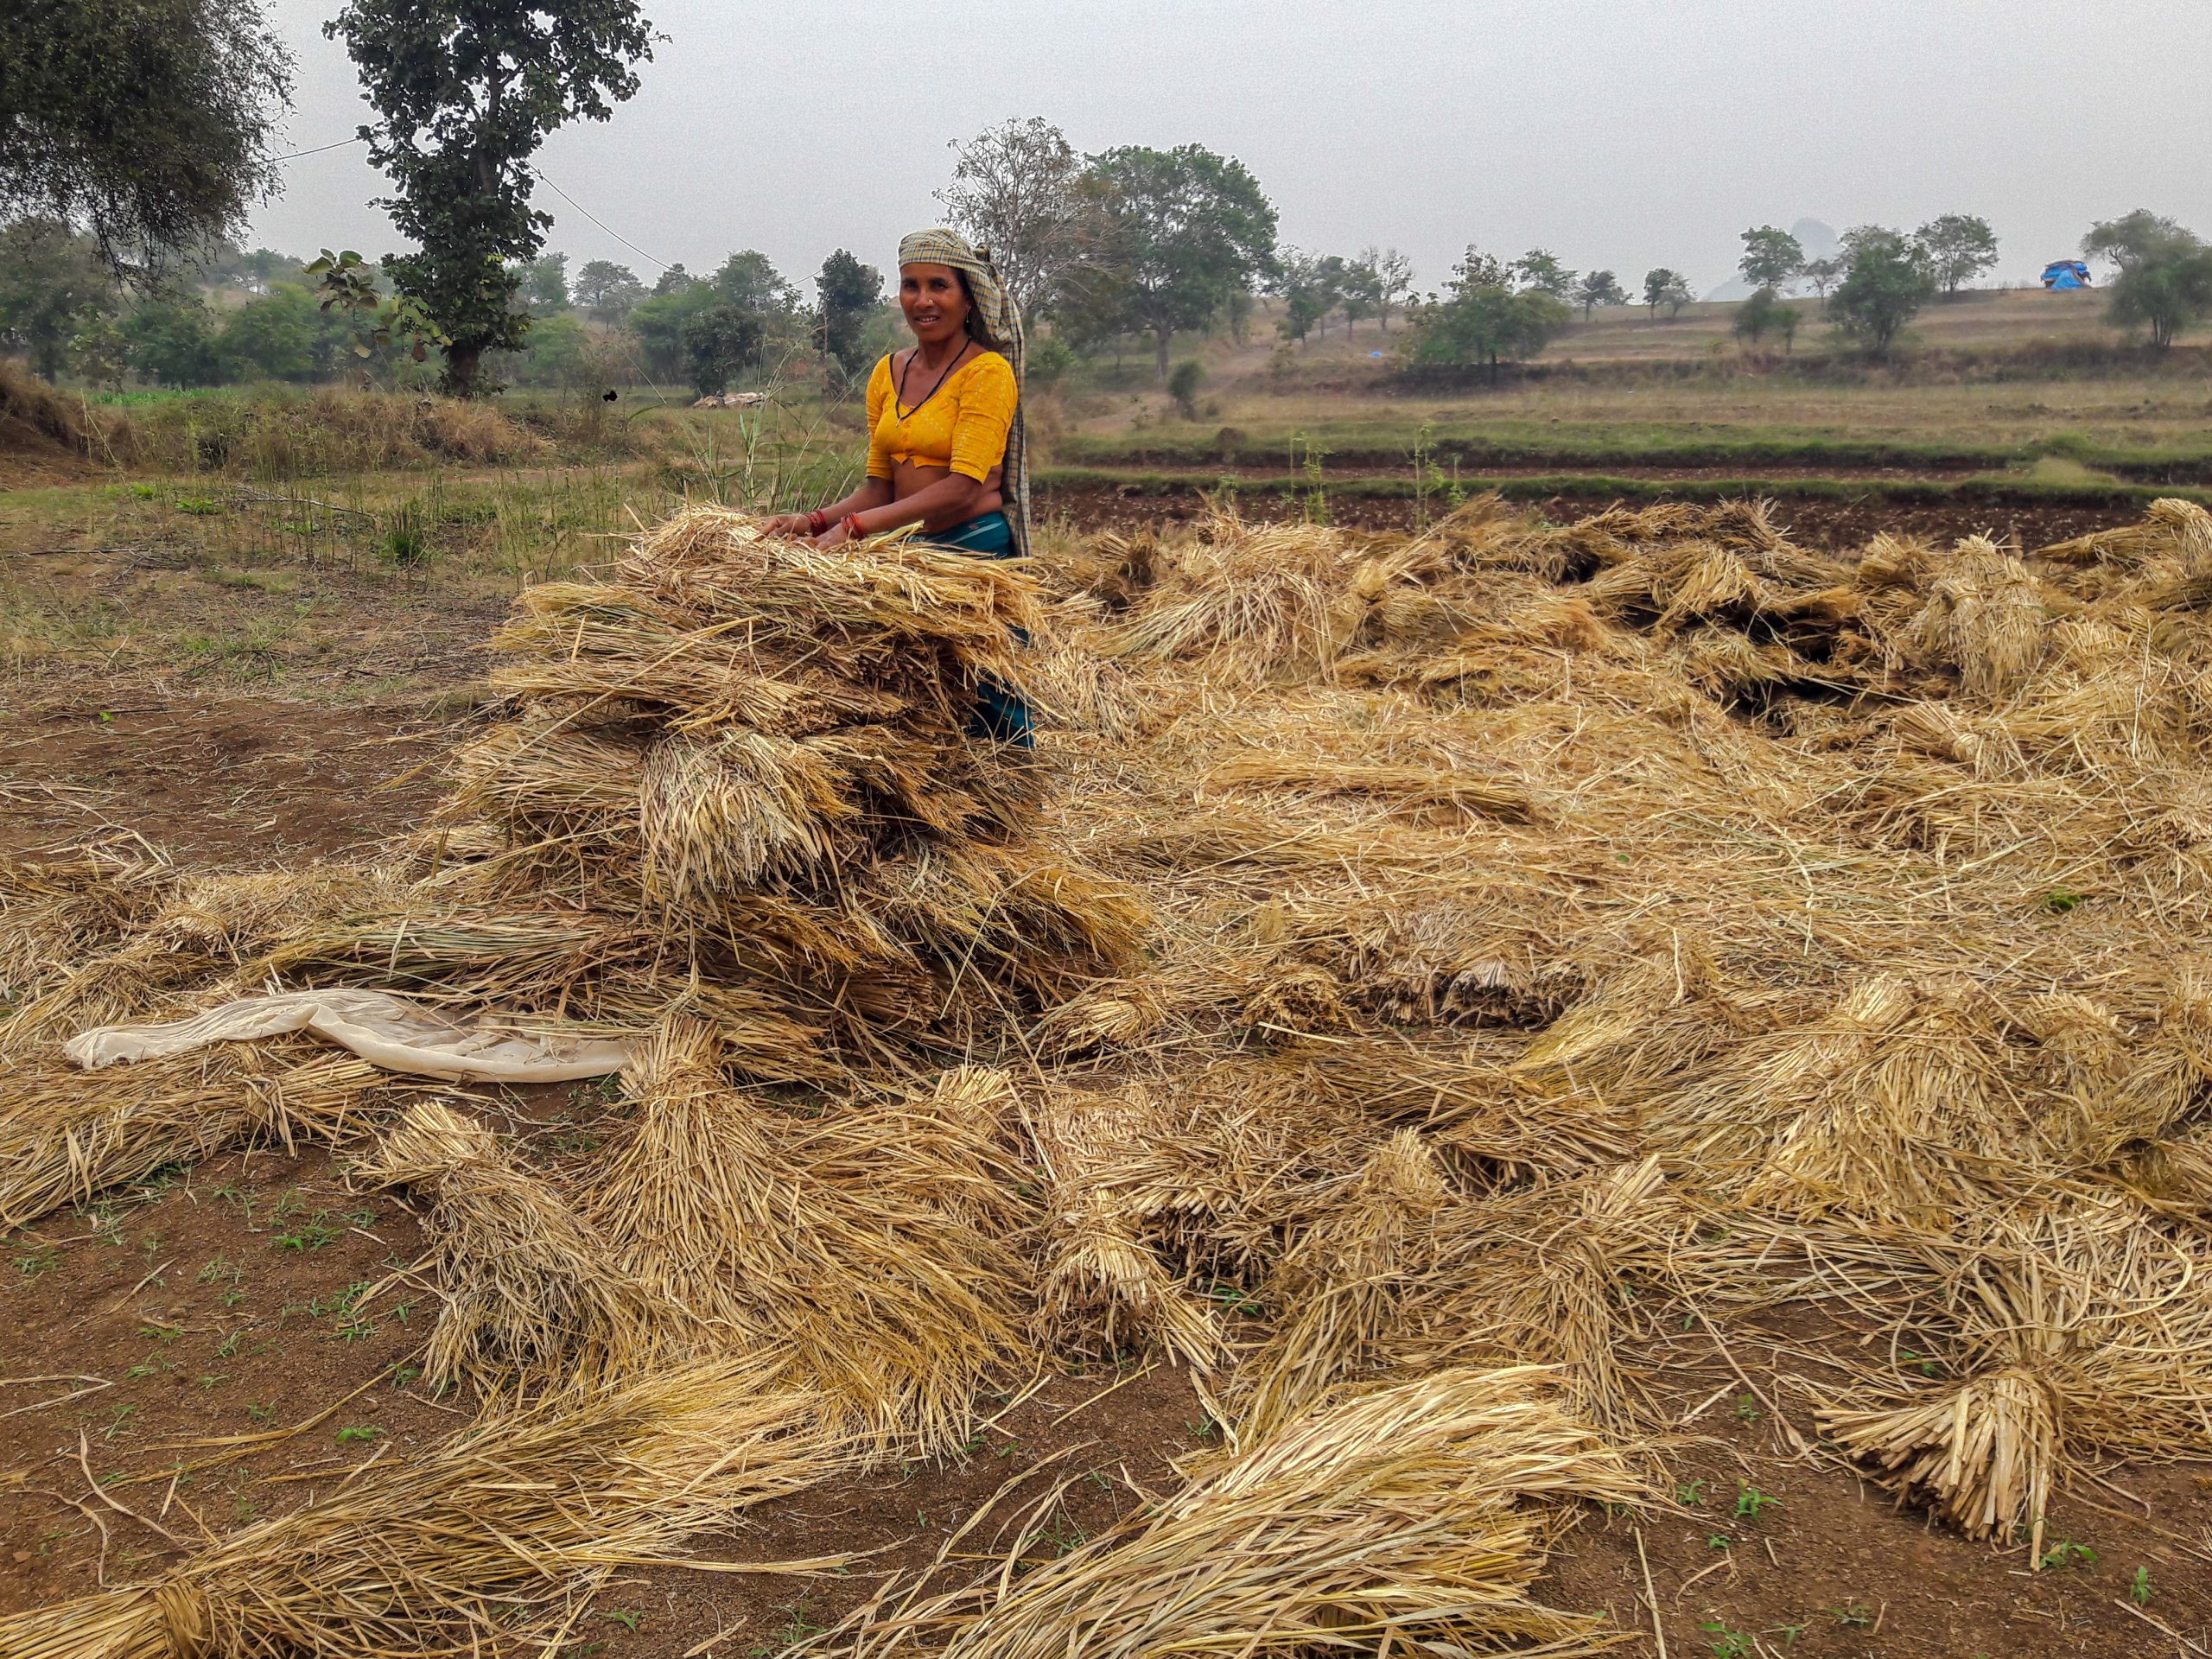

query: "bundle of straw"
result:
(361, 1097), (664, 1391)
(582, 1018), (1030, 1446)
(1032, 1084), (1222, 1368)
(392, 506), (1144, 1062)
(0, 1040), (398, 1230)
(814, 1367), (1643, 1659)
(1234, 1129), (1449, 1440)
(0, 1360), (840, 1658)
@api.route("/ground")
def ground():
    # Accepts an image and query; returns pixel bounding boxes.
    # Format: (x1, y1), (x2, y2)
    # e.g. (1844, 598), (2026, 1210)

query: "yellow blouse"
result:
(866, 349), (1016, 483)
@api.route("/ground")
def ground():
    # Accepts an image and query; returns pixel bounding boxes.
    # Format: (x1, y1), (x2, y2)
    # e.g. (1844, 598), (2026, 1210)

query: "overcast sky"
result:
(252, 0), (2208, 297)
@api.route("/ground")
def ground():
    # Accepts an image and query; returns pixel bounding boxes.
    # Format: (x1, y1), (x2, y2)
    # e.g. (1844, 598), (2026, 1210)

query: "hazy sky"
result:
(253, 0), (2209, 297)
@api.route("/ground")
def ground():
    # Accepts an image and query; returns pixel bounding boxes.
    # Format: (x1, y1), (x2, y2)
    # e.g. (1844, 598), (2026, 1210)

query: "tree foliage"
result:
(1510, 250), (1576, 300)
(1365, 246), (1414, 332)
(1913, 214), (1999, 296)
(573, 258), (643, 321)
(1732, 285), (1797, 352)
(815, 248), (880, 378)
(518, 251), (569, 312)
(1408, 247), (1570, 378)
(2084, 210), (2212, 351)
(325, 0), (654, 395)
(1642, 268), (1691, 319)
(1800, 256), (1842, 297)
(0, 216), (114, 376)
(1827, 226), (1935, 356)
(1738, 226), (1805, 291)
(1077, 143), (1277, 380)
(937, 117), (1085, 316)
(0, 0), (293, 270)
(681, 301), (762, 397)
(1573, 269), (1626, 319)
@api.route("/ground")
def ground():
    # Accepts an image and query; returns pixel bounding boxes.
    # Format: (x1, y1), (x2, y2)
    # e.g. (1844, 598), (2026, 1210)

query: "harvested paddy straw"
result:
(361, 1096), (664, 1391)
(582, 1016), (1028, 1445)
(25, 487), (2212, 1649)
(318, 505), (1141, 1068)
(0, 1359), (839, 1658)
(815, 1367), (1643, 1659)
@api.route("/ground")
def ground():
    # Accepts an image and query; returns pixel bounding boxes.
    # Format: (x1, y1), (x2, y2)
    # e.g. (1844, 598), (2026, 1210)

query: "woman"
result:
(766, 228), (1031, 742)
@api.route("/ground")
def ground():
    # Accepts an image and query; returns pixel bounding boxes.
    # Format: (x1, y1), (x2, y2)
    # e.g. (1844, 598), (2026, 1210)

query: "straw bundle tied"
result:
(1032, 1083), (1224, 1367)
(812, 1367), (1644, 1659)
(584, 1017), (1030, 1446)
(0, 1360), (841, 1659)
(361, 1096), (665, 1391)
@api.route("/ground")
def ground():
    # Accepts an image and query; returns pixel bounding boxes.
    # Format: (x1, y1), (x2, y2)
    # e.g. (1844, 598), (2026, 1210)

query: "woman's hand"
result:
(760, 512), (811, 537)
(815, 520), (851, 550)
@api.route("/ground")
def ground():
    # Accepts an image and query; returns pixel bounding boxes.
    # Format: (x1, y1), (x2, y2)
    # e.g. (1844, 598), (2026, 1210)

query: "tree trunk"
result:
(443, 340), (484, 398)
(1154, 327), (1171, 384)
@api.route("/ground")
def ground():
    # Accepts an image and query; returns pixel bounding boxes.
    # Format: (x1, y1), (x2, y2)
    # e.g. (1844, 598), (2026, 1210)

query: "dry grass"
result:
(811, 1367), (1645, 1659)
(0, 1360), (840, 1658)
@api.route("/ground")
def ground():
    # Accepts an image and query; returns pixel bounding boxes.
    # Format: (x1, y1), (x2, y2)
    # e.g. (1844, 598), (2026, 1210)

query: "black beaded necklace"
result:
(895, 338), (976, 420)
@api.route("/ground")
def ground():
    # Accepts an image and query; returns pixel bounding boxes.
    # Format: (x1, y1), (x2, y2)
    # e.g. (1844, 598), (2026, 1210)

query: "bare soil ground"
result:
(5, 493), (2210, 1659)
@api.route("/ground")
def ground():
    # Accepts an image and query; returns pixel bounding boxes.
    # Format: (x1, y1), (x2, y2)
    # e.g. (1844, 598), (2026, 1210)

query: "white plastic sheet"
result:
(66, 988), (631, 1083)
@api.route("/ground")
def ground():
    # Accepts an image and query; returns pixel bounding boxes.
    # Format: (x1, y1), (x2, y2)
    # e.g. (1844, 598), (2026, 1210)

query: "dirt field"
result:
(8, 464), (2212, 1658)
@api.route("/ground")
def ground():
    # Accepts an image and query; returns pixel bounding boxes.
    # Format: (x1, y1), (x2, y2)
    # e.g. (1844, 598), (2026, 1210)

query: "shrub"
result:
(1166, 358), (1204, 418)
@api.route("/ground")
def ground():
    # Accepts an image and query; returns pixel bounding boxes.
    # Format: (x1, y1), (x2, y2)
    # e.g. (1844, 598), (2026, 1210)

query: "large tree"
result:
(1408, 248), (1570, 380)
(1827, 226), (1935, 356)
(1914, 214), (1999, 296)
(814, 249), (880, 378)
(936, 116), (1085, 317)
(1081, 143), (1277, 381)
(1367, 246), (1414, 333)
(573, 257), (642, 321)
(325, 0), (654, 396)
(2083, 210), (2212, 352)
(0, 0), (292, 271)
(1573, 269), (1626, 320)
(1738, 225), (1805, 291)
(1642, 268), (1692, 319)
(1510, 249), (1576, 300)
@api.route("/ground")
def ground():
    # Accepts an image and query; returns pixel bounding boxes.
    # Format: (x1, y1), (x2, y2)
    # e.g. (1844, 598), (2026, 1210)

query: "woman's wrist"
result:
(842, 513), (867, 541)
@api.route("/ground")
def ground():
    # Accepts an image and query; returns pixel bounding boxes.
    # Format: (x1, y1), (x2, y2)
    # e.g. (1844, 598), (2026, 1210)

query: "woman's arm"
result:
(817, 473), (983, 546)
(760, 476), (893, 538)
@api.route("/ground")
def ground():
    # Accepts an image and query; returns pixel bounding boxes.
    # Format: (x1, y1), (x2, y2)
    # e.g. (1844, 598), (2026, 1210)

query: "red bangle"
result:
(806, 509), (828, 536)
(842, 515), (866, 541)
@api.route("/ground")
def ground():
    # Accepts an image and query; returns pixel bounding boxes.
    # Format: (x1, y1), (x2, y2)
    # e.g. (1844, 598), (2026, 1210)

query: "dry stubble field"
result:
(3, 379), (2212, 1659)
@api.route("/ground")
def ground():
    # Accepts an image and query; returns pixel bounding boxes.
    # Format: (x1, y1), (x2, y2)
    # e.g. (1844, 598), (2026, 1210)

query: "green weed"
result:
(1732, 1484), (1781, 1522)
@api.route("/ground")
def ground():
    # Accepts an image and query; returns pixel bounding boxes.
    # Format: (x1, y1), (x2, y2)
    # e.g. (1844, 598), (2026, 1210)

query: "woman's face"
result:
(899, 263), (971, 346)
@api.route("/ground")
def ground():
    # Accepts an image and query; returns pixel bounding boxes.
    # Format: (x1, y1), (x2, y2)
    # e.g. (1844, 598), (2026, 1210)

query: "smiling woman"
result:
(768, 227), (1028, 553)
(766, 226), (1033, 742)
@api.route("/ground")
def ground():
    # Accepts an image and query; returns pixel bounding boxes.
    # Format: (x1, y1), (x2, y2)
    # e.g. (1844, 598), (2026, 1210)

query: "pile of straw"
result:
(0, 1360), (839, 1659)
(397, 508), (1145, 1064)
(814, 1367), (1643, 1659)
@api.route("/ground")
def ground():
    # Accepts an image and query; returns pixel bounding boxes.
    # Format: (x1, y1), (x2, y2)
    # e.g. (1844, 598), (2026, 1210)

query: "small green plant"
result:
(1185, 1415), (1217, 1440)
(16, 1242), (59, 1276)
(103, 1403), (137, 1440)
(1707, 1534), (1730, 1550)
(2044, 887), (2082, 913)
(604, 1609), (642, 1631)
(335, 1424), (385, 1444)
(273, 1211), (342, 1252)
(1733, 1483), (1781, 1522)
(198, 1373), (227, 1390)
(2039, 1538), (2096, 1571)
(2129, 1565), (2152, 1605)
(380, 500), (430, 568)
(1899, 1346), (1941, 1377)
(1699, 1619), (1750, 1658)
(1675, 1478), (1705, 1506)
(1829, 1604), (1872, 1627)
(1769, 1622), (1807, 1649)
(175, 495), (223, 516)
(246, 1402), (273, 1423)
(1734, 1393), (1761, 1422)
